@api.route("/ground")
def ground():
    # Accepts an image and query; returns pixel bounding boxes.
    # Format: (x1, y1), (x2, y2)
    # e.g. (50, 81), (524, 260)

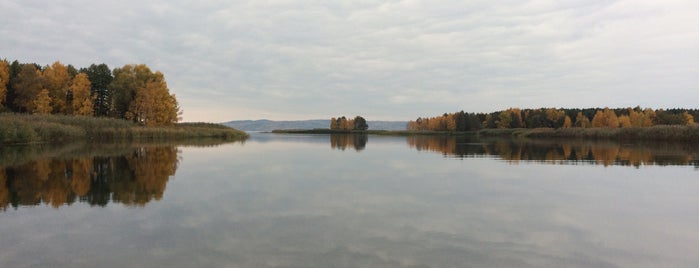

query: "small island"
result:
(0, 59), (247, 145)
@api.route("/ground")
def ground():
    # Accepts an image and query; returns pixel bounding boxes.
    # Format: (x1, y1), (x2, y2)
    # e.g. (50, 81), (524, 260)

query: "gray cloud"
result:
(1, 0), (697, 121)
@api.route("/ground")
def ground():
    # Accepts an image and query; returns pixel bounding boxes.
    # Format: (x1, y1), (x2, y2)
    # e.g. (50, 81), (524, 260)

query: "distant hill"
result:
(222, 119), (408, 131)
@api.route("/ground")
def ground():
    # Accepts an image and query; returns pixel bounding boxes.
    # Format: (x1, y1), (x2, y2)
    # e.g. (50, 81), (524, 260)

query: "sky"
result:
(1, 0), (698, 122)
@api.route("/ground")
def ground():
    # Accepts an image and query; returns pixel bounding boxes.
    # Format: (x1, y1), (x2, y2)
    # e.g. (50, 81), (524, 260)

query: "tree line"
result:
(407, 107), (698, 131)
(0, 59), (180, 126)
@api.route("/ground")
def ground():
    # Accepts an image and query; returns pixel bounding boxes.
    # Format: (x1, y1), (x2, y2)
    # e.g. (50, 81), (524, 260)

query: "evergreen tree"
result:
(353, 116), (368, 130)
(80, 63), (113, 116)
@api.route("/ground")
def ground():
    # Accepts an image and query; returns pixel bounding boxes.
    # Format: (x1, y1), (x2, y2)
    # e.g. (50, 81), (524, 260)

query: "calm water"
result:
(1, 133), (698, 267)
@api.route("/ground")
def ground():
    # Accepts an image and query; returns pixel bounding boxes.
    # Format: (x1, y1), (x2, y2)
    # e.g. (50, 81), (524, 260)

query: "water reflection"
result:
(407, 136), (699, 168)
(330, 134), (367, 151)
(0, 145), (179, 210)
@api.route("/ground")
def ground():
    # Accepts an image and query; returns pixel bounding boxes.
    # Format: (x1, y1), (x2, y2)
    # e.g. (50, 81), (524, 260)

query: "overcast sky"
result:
(1, 0), (698, 122)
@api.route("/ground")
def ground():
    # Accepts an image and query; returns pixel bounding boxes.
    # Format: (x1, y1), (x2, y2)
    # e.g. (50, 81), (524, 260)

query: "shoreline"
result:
(271, 125), (699, 142)
(0, 114), (248, 145)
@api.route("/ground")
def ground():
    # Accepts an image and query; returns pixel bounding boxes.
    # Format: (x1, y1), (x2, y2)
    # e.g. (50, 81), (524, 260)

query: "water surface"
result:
(0, 134), (698, 267)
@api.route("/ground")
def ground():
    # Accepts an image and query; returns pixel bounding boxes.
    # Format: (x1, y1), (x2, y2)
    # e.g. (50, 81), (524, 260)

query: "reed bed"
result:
(0, 114), (248, 145)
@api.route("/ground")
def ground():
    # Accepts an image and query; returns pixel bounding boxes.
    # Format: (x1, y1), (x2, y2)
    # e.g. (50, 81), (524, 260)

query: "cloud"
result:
(1, 0), (697, 121)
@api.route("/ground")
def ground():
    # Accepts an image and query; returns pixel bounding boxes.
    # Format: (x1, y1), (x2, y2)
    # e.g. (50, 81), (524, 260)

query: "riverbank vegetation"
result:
(0, 59), (179, 126)
(0, 59), (247, 144)
(0, 114), (248, 145)
(408, 107), (697, 132)
(404, 107), (698, 141)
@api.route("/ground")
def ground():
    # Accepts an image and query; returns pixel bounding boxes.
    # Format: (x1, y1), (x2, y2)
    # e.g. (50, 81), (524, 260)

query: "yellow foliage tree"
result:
(446, 114), (457, 131)
(43, 61), (72, 114)
(70, 73), (94, 116)
(591, 108), (619, 128)
(331, 116), (354, 130)
(0, 60), (8, 107)
(618, 115), (632, 127)
(627, 108), (655, 127)
(562, 115), (572, 128)
(684, 112), (695, 125)
(126, 79), (180, 126)
(545, 108), (565, 124)
(34, 89), (53, 114)
(574, 112), (591, 128)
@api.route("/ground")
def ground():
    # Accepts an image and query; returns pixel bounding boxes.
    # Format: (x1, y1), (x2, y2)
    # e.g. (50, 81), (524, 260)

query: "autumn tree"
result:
(70, 73), (94, 116)
(407, 117), (424, 131)
(0, 59), (8, 108)
(12, 64), (45, 113)
(562, 115), (573, 128)
(574, 112), (591, 128)
(445, 114), (457, 131)
(591, 108), (619, 128)
(34, 89), (52, 114)
(683, 112), (695, 125)
(43, 61), (72, 114)
(126, 79), (180, 126)
(640, 108), (656, 127)
(618, 115), (632, 127)
(495, 108), (523, 128)
(545, 108), (566, 128)
(627, 108), (654, 127)
(109, 64), (159, 119)
(330, 116), (347, 130)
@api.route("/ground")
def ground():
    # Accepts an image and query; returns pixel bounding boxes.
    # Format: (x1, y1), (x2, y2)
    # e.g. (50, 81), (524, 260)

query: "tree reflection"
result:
(406, 136), (699, 168)
(330, 134), (367, 151)
(0, 146), (178, 210)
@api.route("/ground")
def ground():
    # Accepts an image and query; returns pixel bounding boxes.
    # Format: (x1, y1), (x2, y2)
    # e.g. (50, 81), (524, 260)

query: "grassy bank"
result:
(0, 114), (248, 145)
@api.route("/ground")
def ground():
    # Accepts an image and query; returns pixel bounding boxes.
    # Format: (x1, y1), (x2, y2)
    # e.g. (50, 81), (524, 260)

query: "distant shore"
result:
(272, 125), (699, 142)
(271, 129), (443, 136)
(0, 114), (248, 145)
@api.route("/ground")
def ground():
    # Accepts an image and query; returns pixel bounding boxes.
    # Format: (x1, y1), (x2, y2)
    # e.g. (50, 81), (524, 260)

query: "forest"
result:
(0, 59), (180, 126)
(407, 107), (699, 132)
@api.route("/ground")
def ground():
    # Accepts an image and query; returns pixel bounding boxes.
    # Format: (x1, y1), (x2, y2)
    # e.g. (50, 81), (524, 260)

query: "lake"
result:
(1, 133), (698, 267)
